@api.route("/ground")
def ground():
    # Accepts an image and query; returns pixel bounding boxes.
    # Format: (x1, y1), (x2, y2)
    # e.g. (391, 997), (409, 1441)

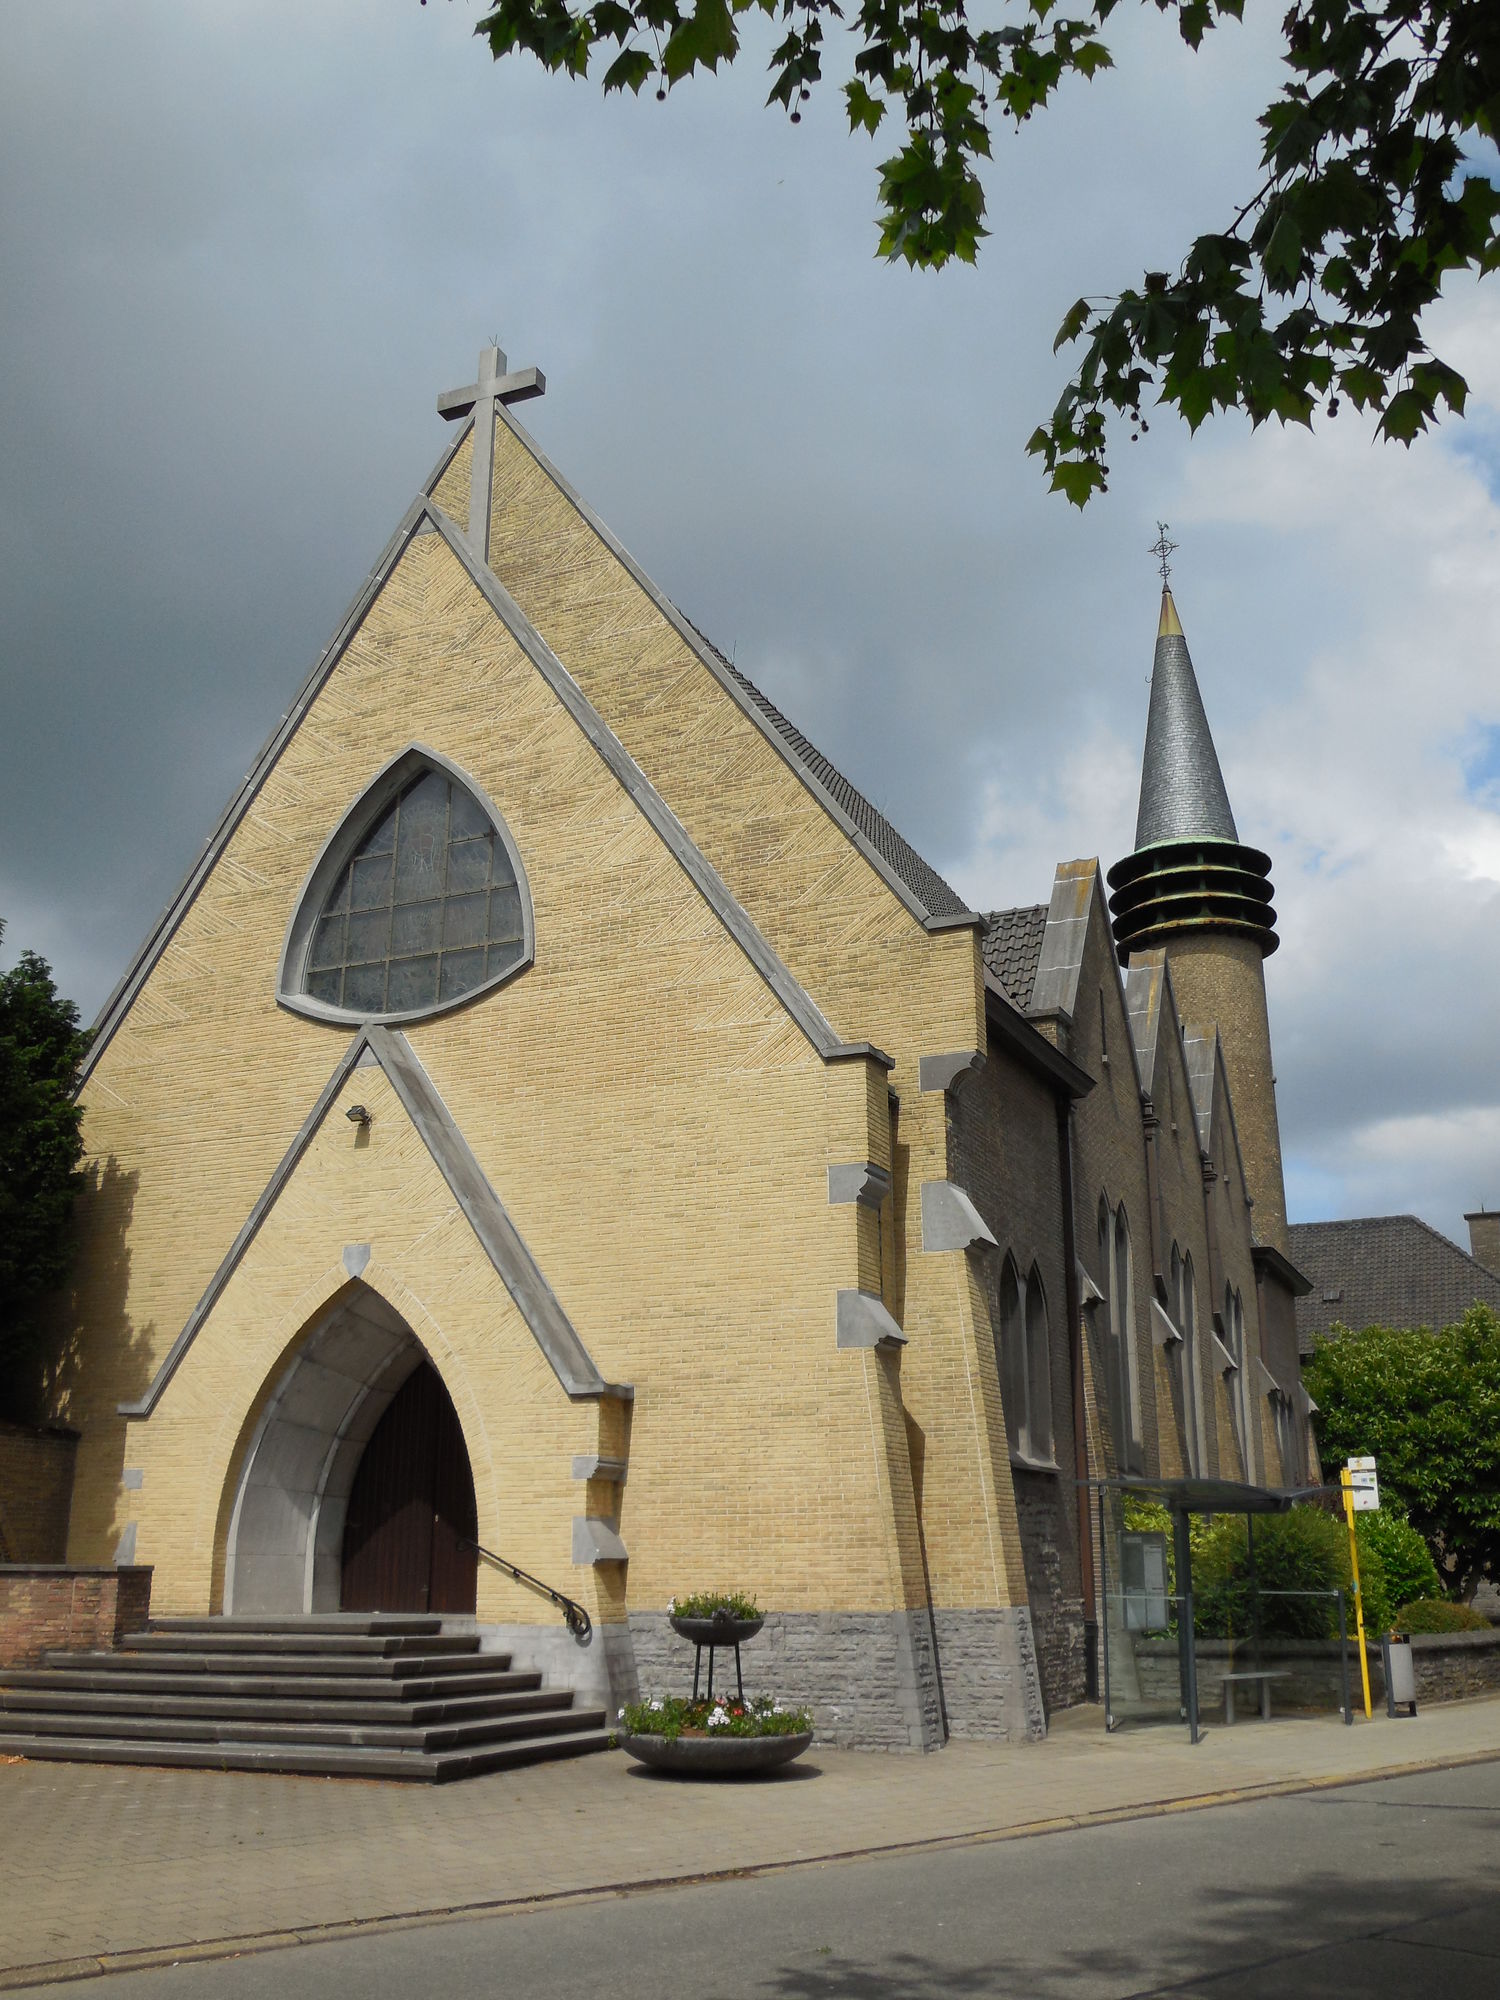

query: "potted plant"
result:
(667, 1589), (764, 1646)
(616, 1693), (814, 1775)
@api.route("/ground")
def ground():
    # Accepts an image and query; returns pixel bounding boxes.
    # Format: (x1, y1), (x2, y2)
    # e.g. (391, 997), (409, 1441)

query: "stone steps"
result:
(0, 1613), (613, 1782)
(0, 1727), (614, 1783)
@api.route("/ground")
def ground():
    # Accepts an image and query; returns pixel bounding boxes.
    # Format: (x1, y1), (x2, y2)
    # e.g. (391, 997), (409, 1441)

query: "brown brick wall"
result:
(0, 1565), (152, 1668)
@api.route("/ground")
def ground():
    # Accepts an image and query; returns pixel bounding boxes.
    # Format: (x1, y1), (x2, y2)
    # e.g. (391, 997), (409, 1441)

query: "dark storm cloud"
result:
(3, 1), (1497, 1237)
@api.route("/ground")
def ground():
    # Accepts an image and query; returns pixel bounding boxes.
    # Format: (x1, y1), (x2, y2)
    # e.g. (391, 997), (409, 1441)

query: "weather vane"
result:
(1150, 522), (1178, 585)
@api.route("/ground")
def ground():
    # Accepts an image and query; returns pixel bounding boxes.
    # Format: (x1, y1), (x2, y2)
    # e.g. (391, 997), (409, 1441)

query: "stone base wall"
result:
(0, 1565), (152, 1668)
(1409, 1627), (1500, 1705)
(932, 1606), (1047, 1742)
(627, 1609), (955, 1751)
(0, 1424), (78, 1564)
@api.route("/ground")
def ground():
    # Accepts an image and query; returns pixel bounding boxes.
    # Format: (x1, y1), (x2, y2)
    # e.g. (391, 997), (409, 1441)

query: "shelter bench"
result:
(1220, 1669), (1289, 1723)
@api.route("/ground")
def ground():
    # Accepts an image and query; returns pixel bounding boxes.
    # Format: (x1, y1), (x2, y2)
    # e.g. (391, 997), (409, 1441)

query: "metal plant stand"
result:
(669, 1611), (765, 1703)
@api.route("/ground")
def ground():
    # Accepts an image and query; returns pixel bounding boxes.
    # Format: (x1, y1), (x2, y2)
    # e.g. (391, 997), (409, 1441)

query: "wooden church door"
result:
(340, 1361), (479, 1615)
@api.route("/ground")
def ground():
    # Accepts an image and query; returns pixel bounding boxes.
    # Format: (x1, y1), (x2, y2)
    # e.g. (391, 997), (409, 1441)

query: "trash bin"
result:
(1382, 1631), (1417, 1717)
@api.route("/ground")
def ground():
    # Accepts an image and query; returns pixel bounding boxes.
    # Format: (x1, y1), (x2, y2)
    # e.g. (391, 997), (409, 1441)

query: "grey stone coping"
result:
(120, 1026), (623, 1419)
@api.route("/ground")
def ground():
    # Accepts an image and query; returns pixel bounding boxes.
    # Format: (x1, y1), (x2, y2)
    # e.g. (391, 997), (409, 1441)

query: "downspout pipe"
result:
(1057, 1094), (1097, 1699)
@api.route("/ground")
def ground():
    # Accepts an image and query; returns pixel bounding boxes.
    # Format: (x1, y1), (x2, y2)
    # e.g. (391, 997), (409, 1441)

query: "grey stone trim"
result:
(920, 1180), (998, 1253)
(342, 1243), (371, 1278)
(1151, 1298), (1184, 1350)
(121, 1025), (620, 1418)
(427, 506), (873, 1070)
(836, 1290), (906, 1350)
(118, 1032), (373, 1417)
(369, 1027), (611, 1400)
(627, 1608), (945, 1751)
(112, 1524), (138, 1566)
(931, 1605), (1046, 1742)
(275, 741), (536, 1029)
(572, 1517), (627, 1564)
(827, 1161), (891, 1208)
(121, 1468), (144, 1491)
(572, 1454), (628, 1482)
(452, 1618), (637, 1717)
(1030, 864), (1102, 1023)
(918, 1049), (983, 1094)
(78, 422), (472, 1090)
(1256, 1357), (1284, 1394)
(1212, 1330), (1239, 1375)
(491, 400), (980, 936)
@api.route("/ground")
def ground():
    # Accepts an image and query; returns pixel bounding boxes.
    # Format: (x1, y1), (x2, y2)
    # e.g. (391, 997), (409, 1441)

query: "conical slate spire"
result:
(1133, 587), (1239, 849)
(1107, 586), (1277, 964)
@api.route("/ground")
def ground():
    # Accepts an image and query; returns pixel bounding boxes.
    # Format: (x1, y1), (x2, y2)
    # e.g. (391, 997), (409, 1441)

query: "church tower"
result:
(1106, 582), (1289, 1249)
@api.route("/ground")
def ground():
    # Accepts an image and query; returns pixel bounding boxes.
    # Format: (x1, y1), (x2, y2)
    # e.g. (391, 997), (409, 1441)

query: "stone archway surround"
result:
(222, 1281), (442, 1615)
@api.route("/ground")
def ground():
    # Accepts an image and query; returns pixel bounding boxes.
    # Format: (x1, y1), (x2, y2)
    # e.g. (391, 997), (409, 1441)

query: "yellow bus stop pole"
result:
(1342, 1466), (1372, 1718)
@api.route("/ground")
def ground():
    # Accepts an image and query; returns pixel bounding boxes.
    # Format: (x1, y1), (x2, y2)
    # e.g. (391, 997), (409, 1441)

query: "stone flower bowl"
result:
(618, 1729), (814, 1777)
(668, 1611), (765, 1646)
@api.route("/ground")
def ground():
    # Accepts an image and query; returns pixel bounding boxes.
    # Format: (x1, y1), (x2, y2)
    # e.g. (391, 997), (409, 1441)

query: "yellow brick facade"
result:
(54, 391), (1305, 1746)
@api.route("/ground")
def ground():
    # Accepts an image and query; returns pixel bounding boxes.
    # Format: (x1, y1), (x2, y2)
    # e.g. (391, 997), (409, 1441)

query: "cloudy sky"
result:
(3, 2), (1497, 1244)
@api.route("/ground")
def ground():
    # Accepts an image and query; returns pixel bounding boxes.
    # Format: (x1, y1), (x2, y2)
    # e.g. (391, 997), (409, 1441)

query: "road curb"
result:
(4, 1744), (1498, 1990)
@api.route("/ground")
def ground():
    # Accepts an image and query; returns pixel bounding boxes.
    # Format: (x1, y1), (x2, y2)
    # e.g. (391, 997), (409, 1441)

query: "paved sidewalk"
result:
(3, 1698), (1499, 1988)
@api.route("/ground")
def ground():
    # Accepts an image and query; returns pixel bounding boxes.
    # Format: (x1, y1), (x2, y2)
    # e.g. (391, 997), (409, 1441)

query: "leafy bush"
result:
(1306, 1307), (1500, 1602)
(1192, 1506), (1384, 1641)
(620, 1695), (810, 1740)
(667, 1590), (761, 1621)
(1356, 1508), (1441, 1618)
(1394, 1598), (1492, 1634)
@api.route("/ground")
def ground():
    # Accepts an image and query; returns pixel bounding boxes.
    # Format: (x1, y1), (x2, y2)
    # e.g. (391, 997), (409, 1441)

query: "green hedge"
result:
(1394, 1598), (1492, 1634)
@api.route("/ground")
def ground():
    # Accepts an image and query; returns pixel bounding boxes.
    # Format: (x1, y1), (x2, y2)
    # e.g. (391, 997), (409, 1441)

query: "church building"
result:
(42, 347), (1314, 1759)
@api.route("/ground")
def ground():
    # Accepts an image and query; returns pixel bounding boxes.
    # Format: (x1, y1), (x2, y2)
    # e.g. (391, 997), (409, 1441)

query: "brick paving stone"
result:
(2, 1700), (1500, 1981)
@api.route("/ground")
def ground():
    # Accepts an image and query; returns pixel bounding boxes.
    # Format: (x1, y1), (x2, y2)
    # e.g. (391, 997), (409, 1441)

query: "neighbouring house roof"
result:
(1289, 1214), (1500, 1354)
(982, 904), (1050, 1010)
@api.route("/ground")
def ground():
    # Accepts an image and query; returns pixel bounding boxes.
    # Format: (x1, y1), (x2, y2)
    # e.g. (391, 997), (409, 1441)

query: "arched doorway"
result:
(341, 1361), (478, 1614)
(222, 1283), (478, 1617)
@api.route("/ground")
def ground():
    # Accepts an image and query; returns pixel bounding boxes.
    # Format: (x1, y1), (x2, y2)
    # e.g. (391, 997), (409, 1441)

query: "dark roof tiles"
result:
(982, 905), (1049, 1010)
(1288, 1214), (1500, 1353)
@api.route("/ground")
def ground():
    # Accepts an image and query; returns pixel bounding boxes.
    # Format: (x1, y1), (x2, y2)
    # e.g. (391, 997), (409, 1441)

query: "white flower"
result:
(617, 1708), (624, 1720)
(667, 1598), (676, 1613)
(650, 1697), (664, 1711)
(707, 1705), (730, 1729)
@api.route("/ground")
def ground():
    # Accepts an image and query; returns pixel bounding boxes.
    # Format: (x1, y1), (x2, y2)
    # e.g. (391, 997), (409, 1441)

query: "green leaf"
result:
(1053, 297), (1092, 353)
(1049, 457), (1106, 507)
(662, 0), (737, 81)
(602, 46), (655, 92)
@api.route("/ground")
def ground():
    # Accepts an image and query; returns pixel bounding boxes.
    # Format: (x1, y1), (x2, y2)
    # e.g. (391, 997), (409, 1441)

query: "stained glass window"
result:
(297, 766), (527, 1018)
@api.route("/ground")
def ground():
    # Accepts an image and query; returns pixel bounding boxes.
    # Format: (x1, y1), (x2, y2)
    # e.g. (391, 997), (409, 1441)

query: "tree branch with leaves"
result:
(465, 0), (1500, 501)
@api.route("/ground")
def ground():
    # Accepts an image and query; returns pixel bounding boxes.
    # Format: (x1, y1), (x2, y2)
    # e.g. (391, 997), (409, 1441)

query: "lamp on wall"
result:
(345, 1104), (371, 1127)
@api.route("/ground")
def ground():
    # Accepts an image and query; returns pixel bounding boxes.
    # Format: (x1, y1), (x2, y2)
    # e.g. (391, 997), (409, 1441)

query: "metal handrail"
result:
(459, 1538), (593, 1644)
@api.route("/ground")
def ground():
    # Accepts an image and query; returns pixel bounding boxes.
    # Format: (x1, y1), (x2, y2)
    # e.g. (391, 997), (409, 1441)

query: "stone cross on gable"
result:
(438, 344), (546, 553)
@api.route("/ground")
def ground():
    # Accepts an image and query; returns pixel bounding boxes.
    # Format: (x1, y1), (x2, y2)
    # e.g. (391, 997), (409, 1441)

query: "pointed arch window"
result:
(279, 748), (534, 1025)
(996, 1254), (1054, 1467)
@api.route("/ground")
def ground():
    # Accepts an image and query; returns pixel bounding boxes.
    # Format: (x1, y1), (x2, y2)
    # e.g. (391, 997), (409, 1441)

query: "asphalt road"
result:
(19, 1760), (1499, 1998)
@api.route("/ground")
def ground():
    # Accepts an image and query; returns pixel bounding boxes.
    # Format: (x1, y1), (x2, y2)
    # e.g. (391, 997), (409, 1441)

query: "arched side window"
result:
(1169, 1242), (1183, 1330)
(279, 746), (534, 1026)
(995, 1254), (1055, 1466)
(998, 1256), (1025, 1455)
(1025, 1264), (1052, 1463)
(1114, 1205), (1141, 1467)
(1222, 1284), (1250, 1475)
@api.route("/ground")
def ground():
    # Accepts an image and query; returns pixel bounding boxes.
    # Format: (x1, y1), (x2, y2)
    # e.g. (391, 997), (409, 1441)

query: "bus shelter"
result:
(1086, 1476), (1353, 1743)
